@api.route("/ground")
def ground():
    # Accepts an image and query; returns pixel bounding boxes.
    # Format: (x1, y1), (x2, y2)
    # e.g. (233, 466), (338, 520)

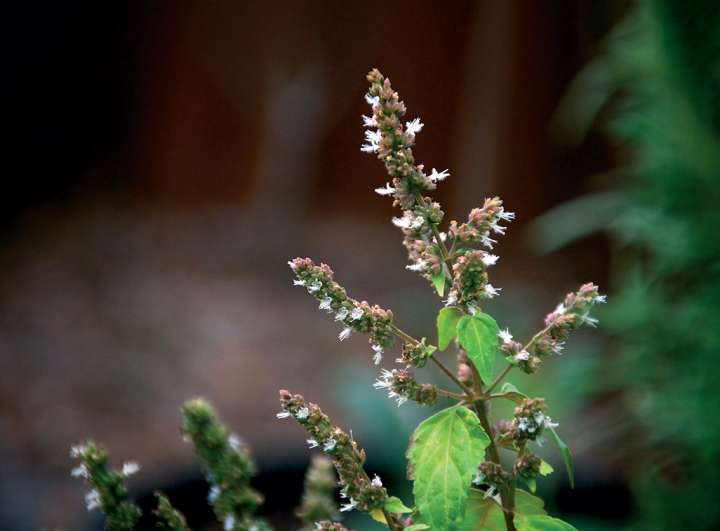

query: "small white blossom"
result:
(307, 280), (322, 293)
(293, 279), (306, 287)
(497, 207), (515, 221)
(405, 118), (424, 136)
(362, 114), (378, 128)
(70, 445), (86, 458)
(224, 514), (236, 531)
(514, 350), (530, 362)
(594, 294), (607, 304)
(361, 129), (382, 153)
(365, 93), (379, 106)
(405, 260), (426, 272)
(581, 313), (599, 327)
(85, 489), (101, 511)
(288, 260), (298, 270)
(498, 329), (513, 344)
(392, 211), (424, 230)
(295, 407), (310, 420)
(350, 307), (364, 320)
(340, 498), (358, 512)
(371, 344), (383, 365)
(543, 416), (559, 429)
(371, 474), (383, 487)
(445, 291), (458, 306)
(276, 411), (291, 419)
(375, 182), (396, 196)
(489, 219), (507, 235)
(338, 327), (352, 341)
(481, 234), (497, 249)
(482, 253), (499, 266)
(472, 471), (486, 486)
(318, 297), (333, 311)
(208, 485), (221, 503)
(228, 434), (241, 451)
(554, 303), (566, 315)
(484, 284), (501, 298)
(429, 168), (450, 183)
(122, 461), (140, 477)
(307, 438), (320, 449)
(334, 307), (349, 321)
(323, 438), (337, 452)
(70, 464), (88, 478)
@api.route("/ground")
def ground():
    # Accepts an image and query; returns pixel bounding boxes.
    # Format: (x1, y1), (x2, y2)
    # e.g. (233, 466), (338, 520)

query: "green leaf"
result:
(384, 496), (413, 514)
(548, 427), (575, 488)
(514, 489), (547, 515)
(457, 313), (499, 384)
(539, 460), (554, 476)
(524, 477), (537, 493)
(458, 490), (505, 531)
(459, 489), (546, 530)
(515, 515), (579, 531)
(408, 405), (491, 530)
(490, 382), (528, 404)
(432, 272), (446, 297)
(437, 307), (463, 351)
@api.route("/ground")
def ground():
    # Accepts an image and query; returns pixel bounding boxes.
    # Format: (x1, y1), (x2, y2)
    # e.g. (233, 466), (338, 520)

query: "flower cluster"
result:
(154, 492), (191, 531)
(447, 250), (501, 309)
(181, 399), (268, 531)
(313, 523), (350, 531)
(69, 441), (142, 531)
(500, 398), (558, 446)
(296, 455), (339, 529)
(473, 461), (511, 495)
(528, 283), (606, 360)
(278, 390), (387, 514)
(289, 257), (394, 364)
(498, 329), (539, 373)
(373, 368), (438, 407)
(448, 197), (514, 248)
(513, 453), (542, 483)
(397, 337), (436, 368)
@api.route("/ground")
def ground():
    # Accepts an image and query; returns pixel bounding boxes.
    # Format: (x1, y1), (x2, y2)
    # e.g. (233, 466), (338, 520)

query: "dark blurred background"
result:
(3, 1), (719, 530)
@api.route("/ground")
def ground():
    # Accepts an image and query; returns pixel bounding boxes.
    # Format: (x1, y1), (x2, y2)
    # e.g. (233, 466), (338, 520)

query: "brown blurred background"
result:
(1, 2), (625, 530)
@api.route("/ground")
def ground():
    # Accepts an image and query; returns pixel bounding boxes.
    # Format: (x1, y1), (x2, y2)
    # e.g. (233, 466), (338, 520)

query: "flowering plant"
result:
(70, 69), (604, 531)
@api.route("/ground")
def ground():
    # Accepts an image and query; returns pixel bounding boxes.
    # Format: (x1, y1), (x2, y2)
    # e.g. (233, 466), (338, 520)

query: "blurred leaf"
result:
(384, 496), (413, 514)
(437, 307), (463, 351)
(548, 427), (574, 489)
(515, 515), (578, 531)
(432, 272), (446, 297)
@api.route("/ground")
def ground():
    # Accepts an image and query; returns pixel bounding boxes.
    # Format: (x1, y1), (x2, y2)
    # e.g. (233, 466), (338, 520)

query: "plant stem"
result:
(430, 356), (475, 398)
(473, 400), (517, 531)
(486, 364), (513, 394)
(382, 508), (401, 531)
(436, 388), (467, 400)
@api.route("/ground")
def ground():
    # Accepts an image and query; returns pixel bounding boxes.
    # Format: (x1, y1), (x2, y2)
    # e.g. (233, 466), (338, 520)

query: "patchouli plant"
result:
(70, 70), (605, 531)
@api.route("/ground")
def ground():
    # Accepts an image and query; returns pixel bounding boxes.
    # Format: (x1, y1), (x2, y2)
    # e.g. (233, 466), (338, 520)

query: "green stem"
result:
(486, 364), (513, 394)
(430, 356), (475, 398)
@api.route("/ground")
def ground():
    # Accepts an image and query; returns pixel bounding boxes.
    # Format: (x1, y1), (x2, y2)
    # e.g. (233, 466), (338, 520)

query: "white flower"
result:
(484, 284), (501, 298)
(392, 211), (424, 230)
(288, 260), (298, 270)
(554, 303), (566, 315)
(318, 297), (333, 311)
(482, 253), (499, 266)
(445, 291), (458, 306)
(70, 445), (86, 458)
(85, 489), (101, 511)
(375, 182), (396, 196)
(276, 411), (291, 419)
(323, 438), (337, 452)
(340, 498), (358, 512)
(334, 307), (349, 321)
(224, 514), (236, 531)
(472, 471), (486, 485)
(307, 280), (322, 293)
(438, 231), (447, 242)
(122, 461), (140, 477)
(362, 114), (378, 128)
(296, 407), (310, 420)
(350, 307), (364, 320)
(552, 342), (565, 355)
(429, 168), (450, 183)
(581, 313), (599, 327)
(405, 260), (426, 272)
(405, 118), (424, 136)
(338, 327), (352, 341)
(361, 129), (382, 153)
(371, 344), (383, 365)
(70, 464), (88, 478)
(498, 329), (513, 344)
(481, 234), (497, 249)
(228, 434), (241, 451)
(365, 93), (379, 106)
(594, 294), (607, 304)
(373, 369), (394, 390)
(489, 219), (507, 235)
(467, 303), (478, 315)
(293, 279), (306, 286)
(514, 350), (530, 362)
(497, 207), (515, 221)
(543, 416), (559, 429)
(307, 438), (319, 449)
(208, 485), (221, 503)
(371, 474), (383, 487)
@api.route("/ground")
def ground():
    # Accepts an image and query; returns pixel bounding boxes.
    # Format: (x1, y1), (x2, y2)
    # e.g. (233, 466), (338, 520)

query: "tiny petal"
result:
(429, 168), (450, 182)
(339, 327), (352, 341)
(498, 329), (513, 344)
(295, 407), (310, 420)
(482, 254), (499, 266)
(70, 464), (88, 478)
(350, 307), (364, 320)
(85, 489), (101, 511)
(323, 438), (337, 452)
(371, 474), (383, 487)
(122, 461), (140, 477)
(224, 514), (236, 531)
(276, 411), (291, 419)
(405, 118), (424, 136)
(375, 183), (396, 196)
(307, 438), (319, 449)
(228, 434), (241, 451)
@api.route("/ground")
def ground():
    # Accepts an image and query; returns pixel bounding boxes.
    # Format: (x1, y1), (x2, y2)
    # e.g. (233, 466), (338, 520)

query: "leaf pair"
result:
(437, 308), (499, 384)
(407, 405), (491, 530)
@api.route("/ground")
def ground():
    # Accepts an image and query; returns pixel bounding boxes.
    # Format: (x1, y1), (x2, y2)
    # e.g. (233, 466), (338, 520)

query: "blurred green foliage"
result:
(541, 0), (720, 529)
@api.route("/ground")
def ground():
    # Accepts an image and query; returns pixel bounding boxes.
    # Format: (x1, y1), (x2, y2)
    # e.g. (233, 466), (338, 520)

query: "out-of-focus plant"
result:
(539, 1), (720, 529)
(70, 70), (605, 531)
